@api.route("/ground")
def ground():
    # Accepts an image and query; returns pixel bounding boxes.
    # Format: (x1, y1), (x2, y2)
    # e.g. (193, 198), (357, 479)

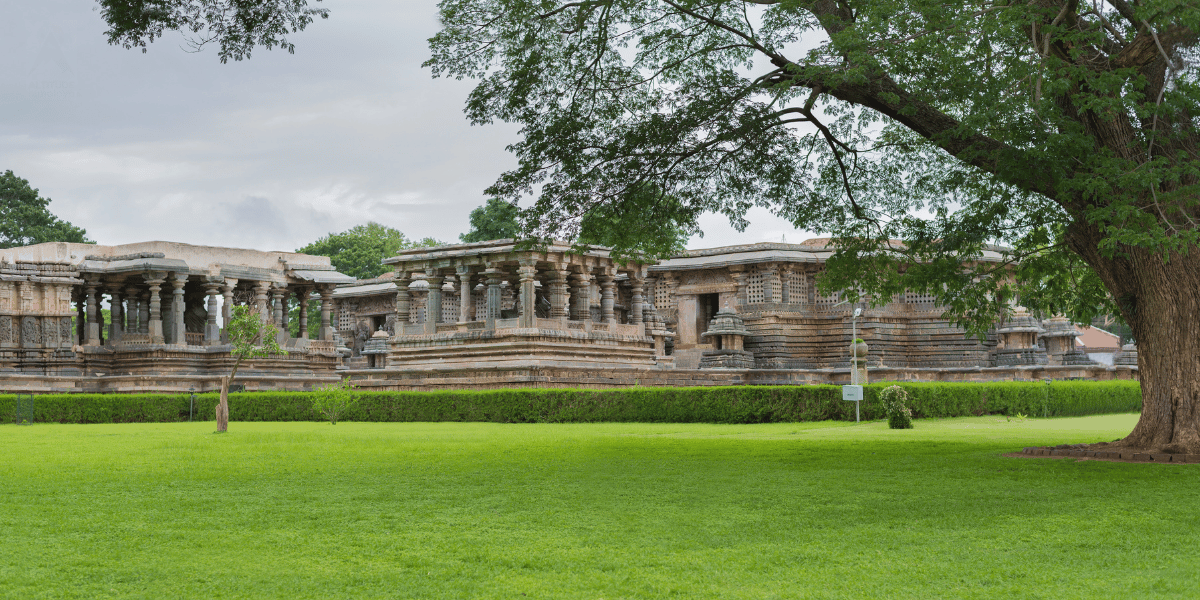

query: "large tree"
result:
(459, 197), (523, 242)
(422, 0), (1199, 453)
(298, 222), (442, 280)
(0, 170), (91, 248)
(95, 1), (1200, 452)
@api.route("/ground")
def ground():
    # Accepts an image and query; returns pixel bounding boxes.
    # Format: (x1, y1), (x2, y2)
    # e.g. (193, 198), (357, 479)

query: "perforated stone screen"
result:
(654, 282), (671, 308)
(337, 301), (357, 330)
(746, 272), (765, 304)
(785, 271), (807, 303)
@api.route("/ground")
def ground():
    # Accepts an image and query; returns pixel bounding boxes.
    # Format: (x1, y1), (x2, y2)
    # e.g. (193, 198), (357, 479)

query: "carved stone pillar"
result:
(124, 286), (140, 336)
(253, 281), (272, 324)
(394, 271), (411, 328)
(319, 286), (335, 341)
(599, 272), (616, 324)
(549, 267), (570, 319)
(84, 281), (100, 346)
(138, 291), (150, 335)
(145, 273), (165, 345)
(108, 286), (123, 345)
(629, 271), (645, 325)
(171, 273), (187, 345)
(280, 288), (291, 332)
(75, 296), (85, 345)
(570, 270), (592, 321)
(296, 287), (310, 339)
(204, 282), (221, 345)
(456, 265), (474, 323)
(517, 260), (538, 328)
(485, 268), (503, 329)
(424, 269), (444, 334)
(271, 285), (287, 332)
(220, 278), (237, 344)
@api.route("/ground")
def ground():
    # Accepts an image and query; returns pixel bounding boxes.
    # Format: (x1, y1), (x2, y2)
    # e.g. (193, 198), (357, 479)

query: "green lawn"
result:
(1, 415), (1195, 599)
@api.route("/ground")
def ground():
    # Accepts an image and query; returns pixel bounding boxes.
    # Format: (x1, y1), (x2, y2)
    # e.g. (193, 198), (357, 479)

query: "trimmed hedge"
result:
(0, 380), (1142, 425)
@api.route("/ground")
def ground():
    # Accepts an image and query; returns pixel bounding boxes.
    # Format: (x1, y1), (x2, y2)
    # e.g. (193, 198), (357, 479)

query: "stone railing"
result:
(184, 333), (204, 346)
(120, 333), (151, 344)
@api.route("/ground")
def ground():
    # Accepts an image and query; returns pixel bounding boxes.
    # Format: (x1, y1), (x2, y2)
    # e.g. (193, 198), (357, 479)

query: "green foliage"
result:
(298, 222), (442, 280)
(97, 0), (329, 63)
(311, 379), (357, 425)
(576, 184), (697, 261)
(226, 305), (286, 363)
(459, 198), (521, 243)
(878, 385), (913, 429)
(0, 381), (1141, 424)
(0, 170), (91, 249)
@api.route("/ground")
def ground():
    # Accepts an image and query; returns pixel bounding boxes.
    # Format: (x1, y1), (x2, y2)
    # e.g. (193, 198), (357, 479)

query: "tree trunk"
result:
(216, 375), (230, 433)
(1071, 225), (1200, 453)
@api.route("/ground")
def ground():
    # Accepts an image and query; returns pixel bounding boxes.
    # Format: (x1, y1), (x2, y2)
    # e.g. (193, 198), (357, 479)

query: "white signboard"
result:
(842, 385), (863, 402)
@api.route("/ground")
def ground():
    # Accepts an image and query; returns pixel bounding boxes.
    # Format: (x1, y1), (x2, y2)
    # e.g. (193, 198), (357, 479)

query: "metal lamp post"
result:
(188, 386), (196, 422)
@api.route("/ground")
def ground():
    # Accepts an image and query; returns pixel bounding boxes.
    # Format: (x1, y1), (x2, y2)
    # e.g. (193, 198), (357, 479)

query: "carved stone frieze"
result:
(0, 316), (10, 343)
(60, 317), (73, 343)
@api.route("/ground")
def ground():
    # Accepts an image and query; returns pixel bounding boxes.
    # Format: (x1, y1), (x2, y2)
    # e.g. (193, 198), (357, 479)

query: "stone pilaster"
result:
(763, 264), (781, 303)
(75, 296), (85, 346)
(171, 273), (187, 346)
(457, 265), (474, 323)
(517, 260), (538, 328)
(730, 266), (747, 309)
(570, 270), (592, 321)
(424, 269), (444, 334)
(485, 268), (503, 329)
(145, 273), (165, 345)
(599, 271), (616, 324)
(204, 282), (221, 345)
(778, 265), (791, 303)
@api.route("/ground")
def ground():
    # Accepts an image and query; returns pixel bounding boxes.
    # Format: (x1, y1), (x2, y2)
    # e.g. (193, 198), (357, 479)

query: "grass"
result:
(1, 414), (1196, 599)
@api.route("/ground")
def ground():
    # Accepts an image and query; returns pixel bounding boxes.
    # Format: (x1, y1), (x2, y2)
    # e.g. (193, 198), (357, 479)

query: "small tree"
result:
(216, 305), (285, 433)
(311, 379), (357, 425)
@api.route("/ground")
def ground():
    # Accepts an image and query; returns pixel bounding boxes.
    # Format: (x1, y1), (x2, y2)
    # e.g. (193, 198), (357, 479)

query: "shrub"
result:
(0, 380), (1143, 425)
(311, 380), (357, 425)
(878, 385), (913, 429)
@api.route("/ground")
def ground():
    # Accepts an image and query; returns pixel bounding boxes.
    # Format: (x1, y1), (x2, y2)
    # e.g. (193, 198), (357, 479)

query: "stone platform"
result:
(347, 363), (1137, 391)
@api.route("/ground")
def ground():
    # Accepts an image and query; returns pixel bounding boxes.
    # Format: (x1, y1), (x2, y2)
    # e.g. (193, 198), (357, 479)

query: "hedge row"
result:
(0, 380), (1141, 425)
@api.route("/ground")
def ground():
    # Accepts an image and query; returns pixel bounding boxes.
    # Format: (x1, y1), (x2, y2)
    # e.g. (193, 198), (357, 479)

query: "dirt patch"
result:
(1005, 446), (1200, 464)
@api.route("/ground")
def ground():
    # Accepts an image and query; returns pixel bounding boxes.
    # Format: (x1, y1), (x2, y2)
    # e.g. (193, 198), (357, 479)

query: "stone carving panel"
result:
(61, 317), (73, 344)
(21, 316), (41, 346)
(357, 295), (394, 316)
(0, 316), (10, 343)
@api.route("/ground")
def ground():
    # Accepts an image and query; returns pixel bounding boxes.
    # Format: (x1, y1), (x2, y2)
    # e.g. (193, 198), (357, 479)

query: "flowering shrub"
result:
(878, 385), (913, 429)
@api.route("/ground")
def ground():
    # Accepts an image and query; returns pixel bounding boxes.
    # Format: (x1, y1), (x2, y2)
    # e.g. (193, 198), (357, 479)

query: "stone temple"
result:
(0, 238), (1133, 392)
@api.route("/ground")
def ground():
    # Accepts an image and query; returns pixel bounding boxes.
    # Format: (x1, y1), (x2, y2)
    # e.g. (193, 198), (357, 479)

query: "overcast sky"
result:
(2, 1), (810, 253)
